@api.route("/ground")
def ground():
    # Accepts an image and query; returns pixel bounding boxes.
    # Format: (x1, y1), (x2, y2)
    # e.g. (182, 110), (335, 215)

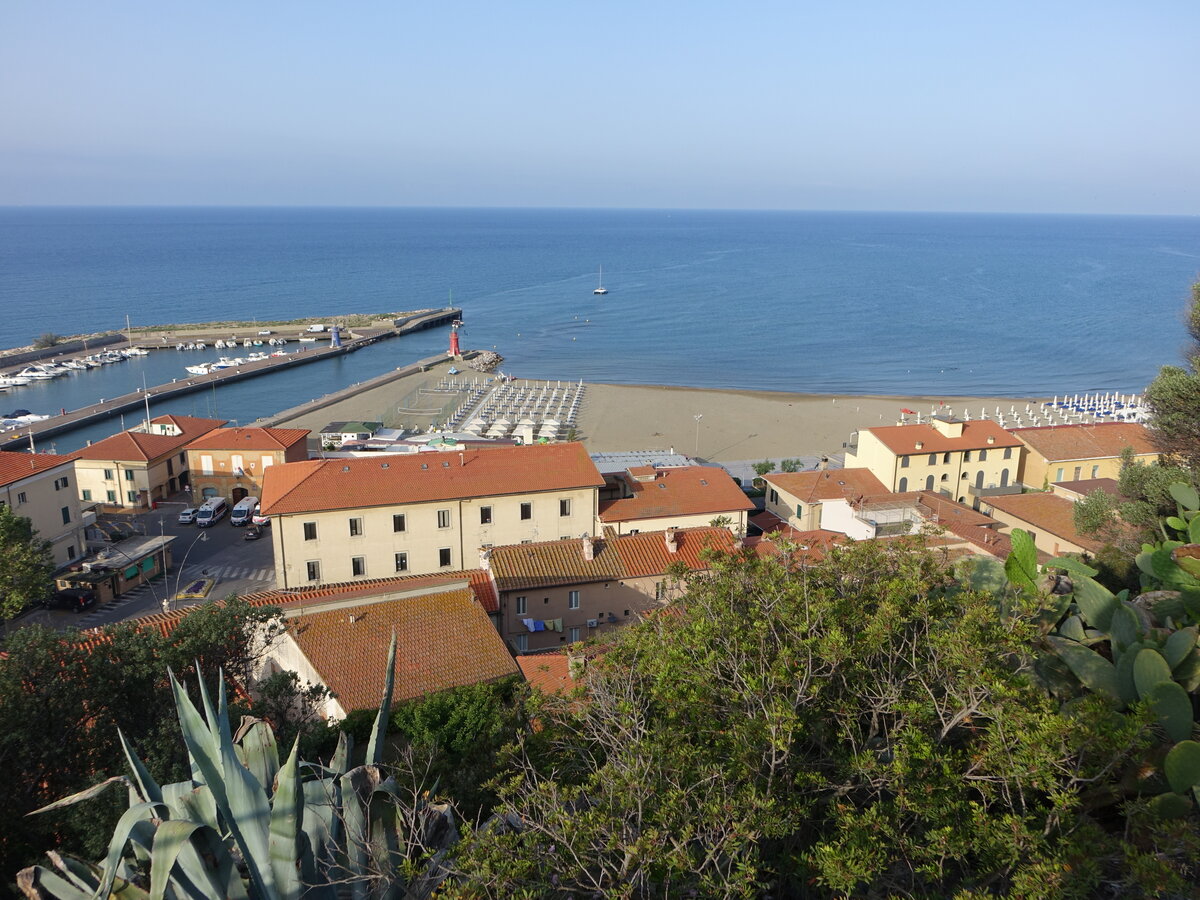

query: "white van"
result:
(196, 497), (228, 528)
(230, 496), (259, 527)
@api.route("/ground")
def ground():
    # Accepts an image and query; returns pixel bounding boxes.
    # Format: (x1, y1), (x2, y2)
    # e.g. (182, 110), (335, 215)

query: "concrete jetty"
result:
(0, 308), (460, 451)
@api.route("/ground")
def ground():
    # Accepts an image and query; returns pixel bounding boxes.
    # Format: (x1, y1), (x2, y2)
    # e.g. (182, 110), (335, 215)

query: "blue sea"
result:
(1, 207), (1198, 451)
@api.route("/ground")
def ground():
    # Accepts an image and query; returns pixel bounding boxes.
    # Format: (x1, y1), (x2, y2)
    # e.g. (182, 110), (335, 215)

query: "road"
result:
(22, 501), (278, 632)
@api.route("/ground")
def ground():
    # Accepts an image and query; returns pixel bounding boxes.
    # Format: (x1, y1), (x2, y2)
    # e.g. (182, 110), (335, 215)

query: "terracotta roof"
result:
(982, 492), (1102, 553)
(289, 587), (517, 709)
(517, 652), (576, 695)
(764, 467), (889, 503)
(186, 426), (310, 452)
(489, 526), (736, 591)
(862, 419), (1022, 456)
(68, 415), (227, 463)
(0, 451), (72, 487)
(1052, 478), (1124, 501)
(598, 466), (753, 523)
(260, 442), (604, 515)
(1011, 423), (1157, 462)
(751, 528), (846, 564)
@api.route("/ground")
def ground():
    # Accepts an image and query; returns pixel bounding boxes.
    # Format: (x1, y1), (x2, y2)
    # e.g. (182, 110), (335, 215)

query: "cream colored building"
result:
(980, 492), (1102, 557)
(261, 442), (605, 588)
(0, 451), (89, 569)
(1010, 423), (1158, 488)
(762, 468), (889, 538)
(69, 415), (227, 510)
(846, 417), (1024, 507)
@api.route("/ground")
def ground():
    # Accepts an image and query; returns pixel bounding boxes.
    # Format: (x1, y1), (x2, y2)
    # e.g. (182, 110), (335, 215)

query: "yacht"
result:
(16, 365), (59, 380)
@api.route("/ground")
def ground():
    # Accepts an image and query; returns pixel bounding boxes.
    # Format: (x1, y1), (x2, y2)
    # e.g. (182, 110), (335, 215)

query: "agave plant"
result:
(17, 635), (456, 900)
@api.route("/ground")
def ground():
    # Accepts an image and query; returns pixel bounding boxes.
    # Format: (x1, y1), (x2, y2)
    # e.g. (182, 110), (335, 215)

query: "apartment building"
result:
(69, 415), (227, 510)
(761, 468), (889, 537)
(487, 526), (736, 653)
(260, 442), (605, 588)
(0, 451), (88, 569)
(598, 464), (754, 535)
(1010, 422), (1158, 488)
(185, 426), (310, 503)
(846, 417), (1023, 507)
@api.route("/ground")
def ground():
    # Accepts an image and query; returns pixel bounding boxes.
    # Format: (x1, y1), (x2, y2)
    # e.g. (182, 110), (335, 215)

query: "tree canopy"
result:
(0, 505), (53, 621)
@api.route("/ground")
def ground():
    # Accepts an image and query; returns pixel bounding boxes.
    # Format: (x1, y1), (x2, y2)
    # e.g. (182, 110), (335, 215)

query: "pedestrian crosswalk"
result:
(75, 565), (278, 626)
(179, 564), (276, 583)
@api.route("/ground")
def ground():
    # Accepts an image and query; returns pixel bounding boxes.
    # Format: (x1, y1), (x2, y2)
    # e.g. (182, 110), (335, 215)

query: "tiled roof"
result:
(489, 526), (736, 591)
(516, 653), (577, 695)
(1011, 423), (1157, 462)
(260, 442), (604, 515)
(764, 468), (889, 503)
(598, 466), (753, 523)
(186, 426), (310, 452)
(750, 529), (846, 564)
(1052, 478), (1124, 501)
(290, 587), (518, 709)
(982, 492), (1101, 553)
(863, 420), (1022, 455)
(0, 451), (72, 487)
(68, 415), (227, 463)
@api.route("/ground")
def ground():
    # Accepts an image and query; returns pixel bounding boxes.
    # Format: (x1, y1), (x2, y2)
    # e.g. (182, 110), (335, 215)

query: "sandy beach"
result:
(271, 357), (1041, 464)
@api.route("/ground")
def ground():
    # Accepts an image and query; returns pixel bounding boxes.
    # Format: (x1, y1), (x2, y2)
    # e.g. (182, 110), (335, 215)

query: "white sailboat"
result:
(593, 265), (608, 295)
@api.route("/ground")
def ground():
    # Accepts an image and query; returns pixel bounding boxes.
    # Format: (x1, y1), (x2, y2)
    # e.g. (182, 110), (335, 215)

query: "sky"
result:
(1, 1), (1197, 214)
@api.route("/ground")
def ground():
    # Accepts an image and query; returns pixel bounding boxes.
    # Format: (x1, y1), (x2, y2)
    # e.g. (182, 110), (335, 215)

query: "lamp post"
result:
(693, 414), (703, 457)
(170, 531), (211, 612)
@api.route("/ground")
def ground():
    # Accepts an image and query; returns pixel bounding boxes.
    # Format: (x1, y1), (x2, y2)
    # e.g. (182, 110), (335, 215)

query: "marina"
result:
(0, 308), (459, 451)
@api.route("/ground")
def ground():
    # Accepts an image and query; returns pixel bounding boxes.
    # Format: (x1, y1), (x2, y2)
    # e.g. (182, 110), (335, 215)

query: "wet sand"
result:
(271, 358), (1041, 463)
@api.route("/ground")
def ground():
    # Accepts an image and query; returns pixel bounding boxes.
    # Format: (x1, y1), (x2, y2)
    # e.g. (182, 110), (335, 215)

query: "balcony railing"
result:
(967, 483), (1022, 498)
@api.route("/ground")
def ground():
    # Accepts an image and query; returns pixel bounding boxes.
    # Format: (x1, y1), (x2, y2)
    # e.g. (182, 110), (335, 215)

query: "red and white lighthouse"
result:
(448, 319), (462, 358)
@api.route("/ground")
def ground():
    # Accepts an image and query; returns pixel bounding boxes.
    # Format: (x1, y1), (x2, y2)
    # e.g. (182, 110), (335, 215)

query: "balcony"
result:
(967, 482), (1022, 498)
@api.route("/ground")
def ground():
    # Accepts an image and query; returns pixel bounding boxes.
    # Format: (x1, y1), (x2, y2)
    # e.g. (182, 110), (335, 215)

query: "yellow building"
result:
(185, 426), (310, 504)
(0, 451), (89, 569)
(980, 492), (1102, 558)
(260, 442), (606, 588)
(1010, 423), (1158, 488)
(69, 415), (227, 510)
(846, 417), (1023, 507)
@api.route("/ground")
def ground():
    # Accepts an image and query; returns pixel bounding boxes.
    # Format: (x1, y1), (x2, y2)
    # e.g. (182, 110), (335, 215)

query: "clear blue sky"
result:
(1, 1), (1196, 213)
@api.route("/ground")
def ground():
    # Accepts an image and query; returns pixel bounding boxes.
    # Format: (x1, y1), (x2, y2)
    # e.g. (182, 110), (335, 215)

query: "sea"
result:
(1, 207), (1198, 453)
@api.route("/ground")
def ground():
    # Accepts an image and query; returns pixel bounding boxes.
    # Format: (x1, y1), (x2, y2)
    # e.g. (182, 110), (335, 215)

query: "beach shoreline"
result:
(270, 357), (1043, 463)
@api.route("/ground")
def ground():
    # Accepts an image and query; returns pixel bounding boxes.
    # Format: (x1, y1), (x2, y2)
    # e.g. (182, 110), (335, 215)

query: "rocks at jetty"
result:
(467, 350), (503, 372)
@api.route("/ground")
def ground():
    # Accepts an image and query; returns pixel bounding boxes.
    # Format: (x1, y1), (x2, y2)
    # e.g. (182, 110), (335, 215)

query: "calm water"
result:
(1, 207), (1197, 451)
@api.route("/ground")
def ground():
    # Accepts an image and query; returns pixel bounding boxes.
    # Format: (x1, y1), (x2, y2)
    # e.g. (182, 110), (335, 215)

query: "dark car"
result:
(42, 588), (98, 613)
(243, 526), (263, 541)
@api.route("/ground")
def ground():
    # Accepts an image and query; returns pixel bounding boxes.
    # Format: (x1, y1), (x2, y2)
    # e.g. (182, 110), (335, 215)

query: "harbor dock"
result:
(0, 308), (460, 451)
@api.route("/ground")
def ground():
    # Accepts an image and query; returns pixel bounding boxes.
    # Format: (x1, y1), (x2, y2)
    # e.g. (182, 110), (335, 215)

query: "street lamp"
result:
(693, 414), (703, 457)
(170, 531), (211, 613)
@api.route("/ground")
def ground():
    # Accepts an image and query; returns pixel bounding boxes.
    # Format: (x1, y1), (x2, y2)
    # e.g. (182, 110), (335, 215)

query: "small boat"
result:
(62, 359), (87, 370)
(210, 357), (236, 370)
(16, 366), (59, 380)
(185, 364), (212, 376)
(215, 340), (227, 350)
(122, 347), (149, 357)
(175, 342), (185, 350)
(195, 342), (207, 350)
(593, 264), (607, 295)
(270, 349), (288, 357)
(299, 336), (318, 343)
(243, 339), (252, 348)
(0, 375), (31, 387)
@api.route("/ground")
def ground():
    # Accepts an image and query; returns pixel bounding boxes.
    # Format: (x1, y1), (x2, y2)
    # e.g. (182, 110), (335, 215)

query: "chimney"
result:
(987, 436), (996, 444)
(819, 456), (829, 471)
(582, 534), (594, 561)
(479, 548), (492, 570)
(664, 527), (678, 553)
(915, 441), (924, 450)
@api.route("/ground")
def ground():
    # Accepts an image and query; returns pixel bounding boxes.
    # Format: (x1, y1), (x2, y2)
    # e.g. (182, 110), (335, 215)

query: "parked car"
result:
(178, 507), (198, 524)
(244, 526), (263, 541)
(42, 588), (98, 613)
(251, 505), (270, 526)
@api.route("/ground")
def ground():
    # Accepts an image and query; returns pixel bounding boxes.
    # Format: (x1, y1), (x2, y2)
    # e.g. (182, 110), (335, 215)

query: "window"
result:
(166, 460), (174, 476)
(438, 547), (452, 567)
(979, 449), (988, 461)
(231, 455), (245, 475)
(925, 475), (934, 491)
(515, 634), (528, 652)
(103, 468), (114, 480)
(942, 452), (951, 464)
(61, 506), (71, 525)
(898, 477), (908, 492)
(200, 455), (214, 475)
(127, 490), (139, 503)
(81, 489), (92, 502)
(1091, 465), (1100, 478)
(900, 455), (910, 468)
(106, 490), (117, 503)
(516, 595), (527, 615)
(559, 498), (571, 516)
(351, 556), (366, 577)
(1056, 467), (1065, 482)
(1073, 466), (1082, 480)
(795, 503), (803, 518)
(124, 470), (135, 481)
(303, 522), (318, 541)
(179, 452), (186, 464)
(568, 590), (580, 609)
(394, 552), (408, 572)
(769, 489), (779, 504)
(306, 561), (321, 581)
(480, 505), (492, 524)
(655, 581), (666, 601)
(349, 517), (363, 537)
(963, 450), (972, 462)
(437, 509), (451, 529)
(1003, 447), (1013, 460)
(392, 513), (407, 532)
(568, 627), (581, 643)
(67, 545), (76, 560)
(17, 491), (27, 504)
(54, 476), (69, 490)
(520, 502), (532, 520)
(928, 453), (937, 465)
